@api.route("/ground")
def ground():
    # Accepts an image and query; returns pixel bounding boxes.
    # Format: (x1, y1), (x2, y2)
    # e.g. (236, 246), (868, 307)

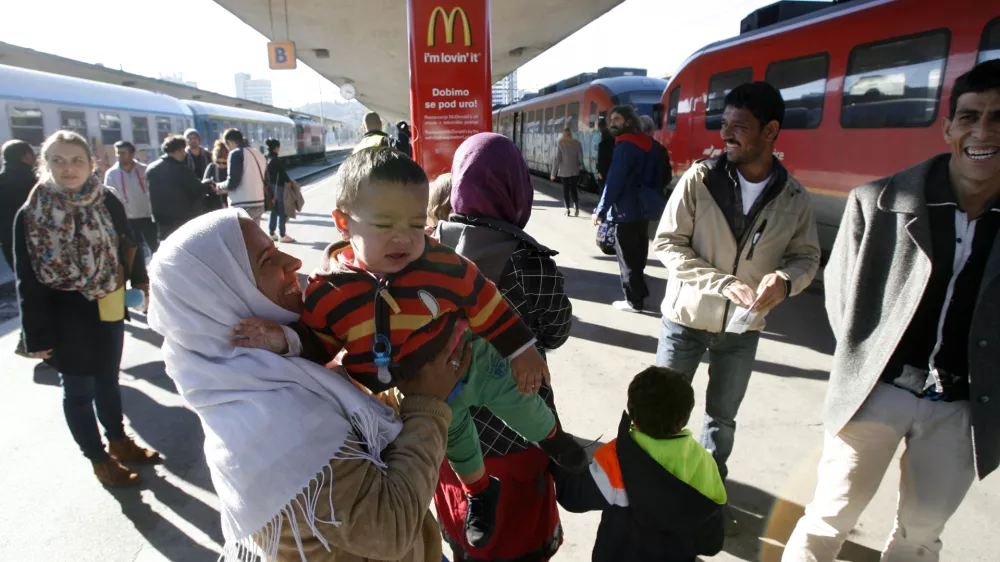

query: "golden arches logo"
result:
(427, 6), (472, 47)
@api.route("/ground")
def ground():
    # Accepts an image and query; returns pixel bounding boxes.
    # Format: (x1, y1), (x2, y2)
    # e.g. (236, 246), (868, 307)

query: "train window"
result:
(156, 117), (172, 141)
(667, 86), (681, 130)
(766, 54), (829, 129)
(60, 110), (88, 137)
(566, 102), (580, 132)
(99, 112), (122, 145)
(589, 102), (598, 128)
(131, 117), (151, 145)
(981, 18), (1000, 63)
(9, 107), (44, 146)
(553, 105), (565, 132)
(535, 110), (543, 133)
(544, 107), (554, 133)
(706, 67), (752, 130)
(841, 30), (950, 129)
(526, 110), (534, 134)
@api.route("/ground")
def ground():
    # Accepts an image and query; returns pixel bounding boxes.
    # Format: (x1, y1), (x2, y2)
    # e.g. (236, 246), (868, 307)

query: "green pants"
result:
(446, 334), (556, 476)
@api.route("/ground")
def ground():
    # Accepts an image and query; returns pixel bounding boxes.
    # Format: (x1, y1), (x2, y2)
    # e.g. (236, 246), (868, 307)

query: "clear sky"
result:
(0, 0), (798, 108)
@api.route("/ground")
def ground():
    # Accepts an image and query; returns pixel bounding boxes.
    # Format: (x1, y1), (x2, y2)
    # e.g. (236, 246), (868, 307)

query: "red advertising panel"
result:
(407, 0), (492, 179)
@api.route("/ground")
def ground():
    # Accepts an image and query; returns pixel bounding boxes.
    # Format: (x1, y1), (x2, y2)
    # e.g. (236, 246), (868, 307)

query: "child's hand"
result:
(232, 318), (289, 354)
(510, 346), (550, 395)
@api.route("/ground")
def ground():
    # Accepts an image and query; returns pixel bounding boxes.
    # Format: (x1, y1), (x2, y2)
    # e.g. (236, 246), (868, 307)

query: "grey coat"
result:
(552, 139), (583, 178)
(826, 153), (1000, 478)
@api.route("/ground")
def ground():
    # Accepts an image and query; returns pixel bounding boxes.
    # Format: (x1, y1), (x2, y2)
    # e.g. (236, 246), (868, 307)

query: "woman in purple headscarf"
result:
(433, 133), (574, 561)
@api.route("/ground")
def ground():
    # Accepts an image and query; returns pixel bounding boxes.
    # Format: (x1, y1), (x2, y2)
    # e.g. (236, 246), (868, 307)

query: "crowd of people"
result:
(2, 58), (998, 562)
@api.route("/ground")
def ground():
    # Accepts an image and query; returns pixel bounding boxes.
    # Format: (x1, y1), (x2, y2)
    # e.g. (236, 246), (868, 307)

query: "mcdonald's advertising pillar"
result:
(407, 0), (492, 179)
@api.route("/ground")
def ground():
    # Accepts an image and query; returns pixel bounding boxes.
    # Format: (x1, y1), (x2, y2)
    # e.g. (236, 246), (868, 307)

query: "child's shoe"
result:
(465, 476), (501, 548)
(538, 426), (588, 473)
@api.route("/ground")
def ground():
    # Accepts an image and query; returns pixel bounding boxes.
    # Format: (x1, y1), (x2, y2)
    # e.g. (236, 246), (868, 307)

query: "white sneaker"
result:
(612, 300), (642, 313)
(279, 235), (296, 243)
(269, 233), (279, 241)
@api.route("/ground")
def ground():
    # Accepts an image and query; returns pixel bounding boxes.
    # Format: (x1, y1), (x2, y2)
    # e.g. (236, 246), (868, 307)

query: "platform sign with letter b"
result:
(268, 41), (297, 70)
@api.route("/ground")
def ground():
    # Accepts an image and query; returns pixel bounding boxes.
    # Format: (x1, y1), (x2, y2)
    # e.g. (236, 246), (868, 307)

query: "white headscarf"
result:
(147, 209), (402, 562)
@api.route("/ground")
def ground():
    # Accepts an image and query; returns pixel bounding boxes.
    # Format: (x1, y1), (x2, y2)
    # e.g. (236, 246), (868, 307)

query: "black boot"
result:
(537, 426), (588, 473)
(465, 476), (502, 548)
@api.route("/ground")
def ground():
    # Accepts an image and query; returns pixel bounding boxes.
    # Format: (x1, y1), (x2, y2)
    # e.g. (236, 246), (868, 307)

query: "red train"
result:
(652, 0), (1000, 255)
(493, 68), (668, 191)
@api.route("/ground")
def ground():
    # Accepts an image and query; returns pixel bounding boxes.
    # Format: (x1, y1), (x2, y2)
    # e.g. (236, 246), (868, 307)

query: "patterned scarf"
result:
(23, 175), (120, 300)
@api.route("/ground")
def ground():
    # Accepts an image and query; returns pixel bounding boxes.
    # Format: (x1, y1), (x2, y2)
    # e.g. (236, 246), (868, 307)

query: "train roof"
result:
(182, 100), (295, 125)
(498, 76), (668, 113)
(0, 64), (191, 117)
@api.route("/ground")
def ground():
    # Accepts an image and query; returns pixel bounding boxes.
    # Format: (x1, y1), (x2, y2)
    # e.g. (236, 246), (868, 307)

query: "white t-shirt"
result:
(737, 171), (771, 215)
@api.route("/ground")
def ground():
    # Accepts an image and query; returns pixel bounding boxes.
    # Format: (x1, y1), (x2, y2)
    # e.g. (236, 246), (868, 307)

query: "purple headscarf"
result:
(450, 133), (534, 229)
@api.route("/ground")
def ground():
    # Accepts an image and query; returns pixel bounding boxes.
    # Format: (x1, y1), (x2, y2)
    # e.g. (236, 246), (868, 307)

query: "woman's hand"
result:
(550, 175), (556, 182)
(510, 346), (550, 395)
(232, 318), (289, 354)
(25, 349), (52, 360)
(397, 327), (472, 401)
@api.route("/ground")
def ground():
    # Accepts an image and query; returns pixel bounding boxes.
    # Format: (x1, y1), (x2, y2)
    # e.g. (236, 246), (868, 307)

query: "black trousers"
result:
(613, 220), (650, 308)
(560, 176), (579, 208)
(128, 217), (159, 255)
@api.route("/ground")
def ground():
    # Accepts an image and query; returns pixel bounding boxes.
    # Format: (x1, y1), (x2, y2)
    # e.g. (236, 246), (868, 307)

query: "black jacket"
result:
(597, 132), (615, 178)
(651, 139), (673, 194)
(147, 155), (212, 224)
(266, 152), (291, 193)
(185, 147), (211, 180)
(15, 192), (148, 375)
(0, 160), (36, 267)
(552, 412), (725, 562)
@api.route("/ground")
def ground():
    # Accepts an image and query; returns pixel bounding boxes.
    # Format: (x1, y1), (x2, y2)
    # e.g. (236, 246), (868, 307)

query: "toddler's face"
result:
(335, 180), (429, 274)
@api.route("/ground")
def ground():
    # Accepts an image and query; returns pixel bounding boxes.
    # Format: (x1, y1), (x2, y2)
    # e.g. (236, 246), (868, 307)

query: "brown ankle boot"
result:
(93, 459), (141, 487)
(109, 436), (161, 464)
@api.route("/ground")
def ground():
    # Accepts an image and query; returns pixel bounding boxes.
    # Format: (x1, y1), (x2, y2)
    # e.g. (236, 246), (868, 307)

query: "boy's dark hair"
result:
(627, 366), (695, 439)
(114, 141), (135, 153)
(223, 128), (245, 145)
(334, 147), (428, 212)
(2, 139), (34, 163)
(161, 135), (187, 155)
(950, 59), (1000, 119)
(725, 81), (786, 132)
(265, 138), (281, 153)
(609, 105), (641, 134)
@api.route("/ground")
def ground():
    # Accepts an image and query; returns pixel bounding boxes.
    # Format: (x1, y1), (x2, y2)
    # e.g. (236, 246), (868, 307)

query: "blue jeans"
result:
(268, 184), (286, 237)
(655, 318), (760, 480)
(59, 322), (126, 463)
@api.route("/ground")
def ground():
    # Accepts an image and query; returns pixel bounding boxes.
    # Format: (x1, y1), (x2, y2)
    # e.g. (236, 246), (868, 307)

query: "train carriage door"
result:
(518, 112), (526, 150)
(511, 111), (520, 146)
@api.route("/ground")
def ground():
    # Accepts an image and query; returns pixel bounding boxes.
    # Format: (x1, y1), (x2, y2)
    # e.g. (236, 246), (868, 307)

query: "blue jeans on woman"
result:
(655, 317), (760, 480)
(268, 184), (286, 237)
(59, 321), (127, 463)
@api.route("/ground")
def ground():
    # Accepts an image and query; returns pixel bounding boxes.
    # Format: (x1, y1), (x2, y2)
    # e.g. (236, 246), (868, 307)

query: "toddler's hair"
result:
(428, 173), (453, 225)
(334, 147), (428, 213)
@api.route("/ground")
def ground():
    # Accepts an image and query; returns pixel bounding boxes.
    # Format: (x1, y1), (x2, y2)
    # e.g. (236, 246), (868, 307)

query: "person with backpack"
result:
(641, 115), (673, 198)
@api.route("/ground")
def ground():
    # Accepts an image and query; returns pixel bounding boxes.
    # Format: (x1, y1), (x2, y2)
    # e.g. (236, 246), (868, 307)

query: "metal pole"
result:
(318, 76), (326, 152)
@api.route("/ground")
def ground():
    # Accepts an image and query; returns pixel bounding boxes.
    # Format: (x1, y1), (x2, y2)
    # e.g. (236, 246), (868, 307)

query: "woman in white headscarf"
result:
(147, 208), (468, 562)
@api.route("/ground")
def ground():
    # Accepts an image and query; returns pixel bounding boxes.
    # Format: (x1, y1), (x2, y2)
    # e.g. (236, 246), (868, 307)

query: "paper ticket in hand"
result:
(726, 297), (762, 334)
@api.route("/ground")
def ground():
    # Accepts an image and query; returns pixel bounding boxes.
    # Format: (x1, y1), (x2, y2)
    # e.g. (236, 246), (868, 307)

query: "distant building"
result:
(492, 71), (519, 106)
(234, 73), (274, 106)
(159, 72), (198, 88)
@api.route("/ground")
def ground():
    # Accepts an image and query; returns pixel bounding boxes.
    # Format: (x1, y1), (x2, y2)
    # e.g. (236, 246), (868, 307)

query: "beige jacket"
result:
(653, 158), (820, 333)
(277, 395), (450, 562)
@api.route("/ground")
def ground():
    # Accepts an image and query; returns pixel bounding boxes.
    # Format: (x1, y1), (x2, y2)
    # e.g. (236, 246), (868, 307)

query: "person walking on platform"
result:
(593, 105), (665, 313)
(215, 128), (268, 223)
(596, 118), (614, 188)
(264, 138), (298, 244)
(395, 121), (413, 158)
(653, 81), (820, 534)
(641, 115), (673, 198)
(146, 135), (217, 241)
(13, 130), (160, 487)
(353, 111), (391, 153)
(105, 141), (156, 255)
(183, 129), (211, 180)
(202, 140), (229, 210)
(1, 140), (37, 358)
(784, 60), (1000, 562)
(551, 128), (583, 216)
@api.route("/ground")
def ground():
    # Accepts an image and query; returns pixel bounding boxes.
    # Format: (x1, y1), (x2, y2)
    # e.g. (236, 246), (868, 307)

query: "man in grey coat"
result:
(784, 59), (1000, 562)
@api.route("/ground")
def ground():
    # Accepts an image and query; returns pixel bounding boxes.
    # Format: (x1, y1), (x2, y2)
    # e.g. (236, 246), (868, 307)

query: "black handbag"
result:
(596, 221), (617, 255)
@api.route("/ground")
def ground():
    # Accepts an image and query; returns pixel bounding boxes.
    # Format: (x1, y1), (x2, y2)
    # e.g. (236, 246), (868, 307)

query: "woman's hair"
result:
(428, 173), (452, 226)
(265, 138), (281, 153)
(559, 128), (574, 146)
(211, 140), (229, 162)
(38, 130), (94, 180)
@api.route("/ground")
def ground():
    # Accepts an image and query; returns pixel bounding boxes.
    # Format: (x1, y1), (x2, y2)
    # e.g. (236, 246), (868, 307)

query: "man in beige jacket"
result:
(653, 82), (820, 532)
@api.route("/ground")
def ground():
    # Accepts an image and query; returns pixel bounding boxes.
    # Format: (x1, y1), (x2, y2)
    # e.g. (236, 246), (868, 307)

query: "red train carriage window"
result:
(766, 53), (829, 129)
(131, 117), (151, 145)
(567, 102), (580, 132)
(841, 29), (950, 129)
(706, 67), (753, 130)
(589, 102), (598, 128)
(9, 107), (44, 146)
(544, 107), (554, 133)
(60, 110), (87, 137)
(981, 18), (1000, 63)
(554, 105), (566, 132)
(667, 86), (681, 130)
(99, 112), (123, 145)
